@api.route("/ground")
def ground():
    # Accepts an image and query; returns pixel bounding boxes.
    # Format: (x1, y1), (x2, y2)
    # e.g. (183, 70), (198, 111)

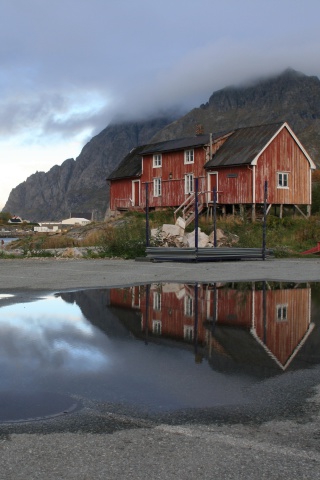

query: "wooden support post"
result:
(252, 204), (256, 222)
(307, 205), (311, 217)
(240, 204), (244, 219)
(279, 204), (283, 219)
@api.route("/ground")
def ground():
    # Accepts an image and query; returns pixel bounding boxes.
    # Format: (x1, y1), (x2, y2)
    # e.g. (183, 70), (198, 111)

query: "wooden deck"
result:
(145, 247), (273, 262)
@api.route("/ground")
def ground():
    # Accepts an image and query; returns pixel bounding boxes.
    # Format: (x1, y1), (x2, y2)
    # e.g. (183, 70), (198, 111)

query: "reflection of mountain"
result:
(58, 290), (134, 339)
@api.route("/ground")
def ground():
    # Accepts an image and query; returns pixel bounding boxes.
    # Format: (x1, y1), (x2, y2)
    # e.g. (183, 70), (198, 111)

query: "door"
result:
(132, 180), (140, 206)
(207, 172), (218, 203)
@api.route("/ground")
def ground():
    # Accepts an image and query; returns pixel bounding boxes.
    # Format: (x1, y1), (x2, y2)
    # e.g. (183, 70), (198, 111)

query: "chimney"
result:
(195, 124), (204, 136)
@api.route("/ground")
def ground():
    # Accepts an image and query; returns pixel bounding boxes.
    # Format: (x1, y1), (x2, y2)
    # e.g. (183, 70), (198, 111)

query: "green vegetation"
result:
(95, 215), (146, 259)
(0, 211), (12, 224)
(2, 209), (320, 259)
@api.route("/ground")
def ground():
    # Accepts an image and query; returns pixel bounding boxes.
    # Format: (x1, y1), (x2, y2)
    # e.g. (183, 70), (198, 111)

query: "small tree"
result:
(0, 211), (12, 224)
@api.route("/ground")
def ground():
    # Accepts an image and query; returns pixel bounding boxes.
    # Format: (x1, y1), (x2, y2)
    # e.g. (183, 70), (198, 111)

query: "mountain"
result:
(3, 117), (176, 221)
(151, 68), (320, 163)
(3, 68), (320, 221)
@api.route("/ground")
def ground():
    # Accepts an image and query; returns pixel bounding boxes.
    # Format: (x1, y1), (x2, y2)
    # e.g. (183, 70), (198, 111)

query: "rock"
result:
(184, 228), (209, 247)
(209, 228), (226, 244)
(162, 224), (184, 237)
(175, 217), (186, 230)
(60, 247), (83, 258)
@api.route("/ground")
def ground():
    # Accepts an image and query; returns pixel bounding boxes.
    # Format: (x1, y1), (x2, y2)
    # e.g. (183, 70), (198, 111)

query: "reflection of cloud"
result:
(0, 297), (111, 387)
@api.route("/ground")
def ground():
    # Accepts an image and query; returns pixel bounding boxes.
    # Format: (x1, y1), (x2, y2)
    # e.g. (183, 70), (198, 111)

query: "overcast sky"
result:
(1, 0), (320, 210)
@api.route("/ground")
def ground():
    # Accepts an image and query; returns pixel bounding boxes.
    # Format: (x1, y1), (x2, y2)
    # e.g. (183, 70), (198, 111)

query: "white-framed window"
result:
(153, 177), (162, 197)
(184, 173), (194, 194)
(152, 320), (162, 335)
(184, 325), (194, 342)
(184, 149), (194, 164)
(184, 295), (194, 317)
(276, 304), (288, 322)
(153, 154), (162, 167)
(277, 172), (289, 188)
(153, 291), (161, 311)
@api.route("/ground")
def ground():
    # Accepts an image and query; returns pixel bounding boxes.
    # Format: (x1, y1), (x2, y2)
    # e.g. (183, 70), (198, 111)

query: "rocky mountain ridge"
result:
(3, 68), (320, 221)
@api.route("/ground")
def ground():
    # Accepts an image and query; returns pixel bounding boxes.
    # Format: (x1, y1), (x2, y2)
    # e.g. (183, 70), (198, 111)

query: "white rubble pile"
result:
(150, 216), (238, 248)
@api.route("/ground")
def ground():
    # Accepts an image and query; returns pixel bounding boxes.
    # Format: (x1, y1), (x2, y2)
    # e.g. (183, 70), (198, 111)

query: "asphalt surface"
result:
(1, 257), (320, 479)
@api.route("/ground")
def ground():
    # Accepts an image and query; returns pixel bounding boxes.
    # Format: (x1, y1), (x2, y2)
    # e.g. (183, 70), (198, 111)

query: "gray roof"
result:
(108, 123), (286, 180)
(107, 145), (146, 180)
(205, 122), (284, 168)
(140, 134), (212, 154)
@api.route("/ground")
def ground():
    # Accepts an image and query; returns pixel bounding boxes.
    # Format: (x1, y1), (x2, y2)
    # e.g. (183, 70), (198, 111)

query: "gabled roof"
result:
(108, 122), (316, 181)
(205, 122), (316, 169)
(205, 122), (284, 168)
(108, 133), (230, 180)
(107, 145), (146, 180)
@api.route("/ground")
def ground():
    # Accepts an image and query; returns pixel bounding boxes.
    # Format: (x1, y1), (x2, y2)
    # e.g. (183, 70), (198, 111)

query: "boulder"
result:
(184, 228), (209, 247)
(175, 216), (186, 230)
(162, 224), (184, 237)
(209, 228), (226, 244)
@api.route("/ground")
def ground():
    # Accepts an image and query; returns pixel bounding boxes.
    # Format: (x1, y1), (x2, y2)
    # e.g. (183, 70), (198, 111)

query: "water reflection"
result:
(108, 282), (316, 373)
(0, 282), (319, 415)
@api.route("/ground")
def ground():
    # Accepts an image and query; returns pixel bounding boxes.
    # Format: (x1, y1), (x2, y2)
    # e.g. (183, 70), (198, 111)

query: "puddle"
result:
(0, 281), (319, 421)
(0, 391), (78, 423)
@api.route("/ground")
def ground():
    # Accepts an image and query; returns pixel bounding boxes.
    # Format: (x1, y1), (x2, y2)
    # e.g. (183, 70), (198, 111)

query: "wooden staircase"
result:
(174, 193), (205, 227)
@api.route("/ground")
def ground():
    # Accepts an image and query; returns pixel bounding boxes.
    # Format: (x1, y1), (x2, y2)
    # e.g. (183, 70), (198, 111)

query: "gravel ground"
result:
(1, 257), (320, 479)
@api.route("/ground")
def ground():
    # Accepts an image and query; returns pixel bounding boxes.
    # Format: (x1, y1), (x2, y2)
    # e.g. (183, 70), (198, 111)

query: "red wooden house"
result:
(108, 122), (316, 220)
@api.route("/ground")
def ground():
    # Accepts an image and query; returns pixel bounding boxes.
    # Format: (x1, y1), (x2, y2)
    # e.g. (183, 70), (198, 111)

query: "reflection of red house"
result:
(209, 285), (313, 369)
(108, 122), (315, 220)
(109, 282), (313, 370)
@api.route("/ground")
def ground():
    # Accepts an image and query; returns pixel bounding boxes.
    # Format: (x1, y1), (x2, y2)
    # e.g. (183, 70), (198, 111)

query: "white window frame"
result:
(276, 303), (288, 322)
(184, 295), (194, 317)
(153, 177), (162, 197)
(184, 173), (194, 194)
(153, 154), (162, 168)
(153, 291), (161, 311)
(152, 320), (162, 335)
(277, 172), (289, 189)
(184, 325), (194, 342)
(184, 149), (194, 164)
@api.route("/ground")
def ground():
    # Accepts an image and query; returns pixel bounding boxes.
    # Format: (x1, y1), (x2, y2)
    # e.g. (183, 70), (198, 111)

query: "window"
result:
(153, 178), (162, 197)
(153, 154), (162, 167)
(184, 295), (194, 317)
(153, 291), (161, 311)
(184, 325), (194, 342)
(276, 304), (288, 321)
(184, 149), (194, 164)
(152, 320), (162, 335)
(184, 173), (194, 194)
(277, 172), (289, 188)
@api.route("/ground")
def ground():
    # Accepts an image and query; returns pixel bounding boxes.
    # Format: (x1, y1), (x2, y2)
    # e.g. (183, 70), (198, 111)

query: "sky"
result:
(1, 0), (320, 210)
